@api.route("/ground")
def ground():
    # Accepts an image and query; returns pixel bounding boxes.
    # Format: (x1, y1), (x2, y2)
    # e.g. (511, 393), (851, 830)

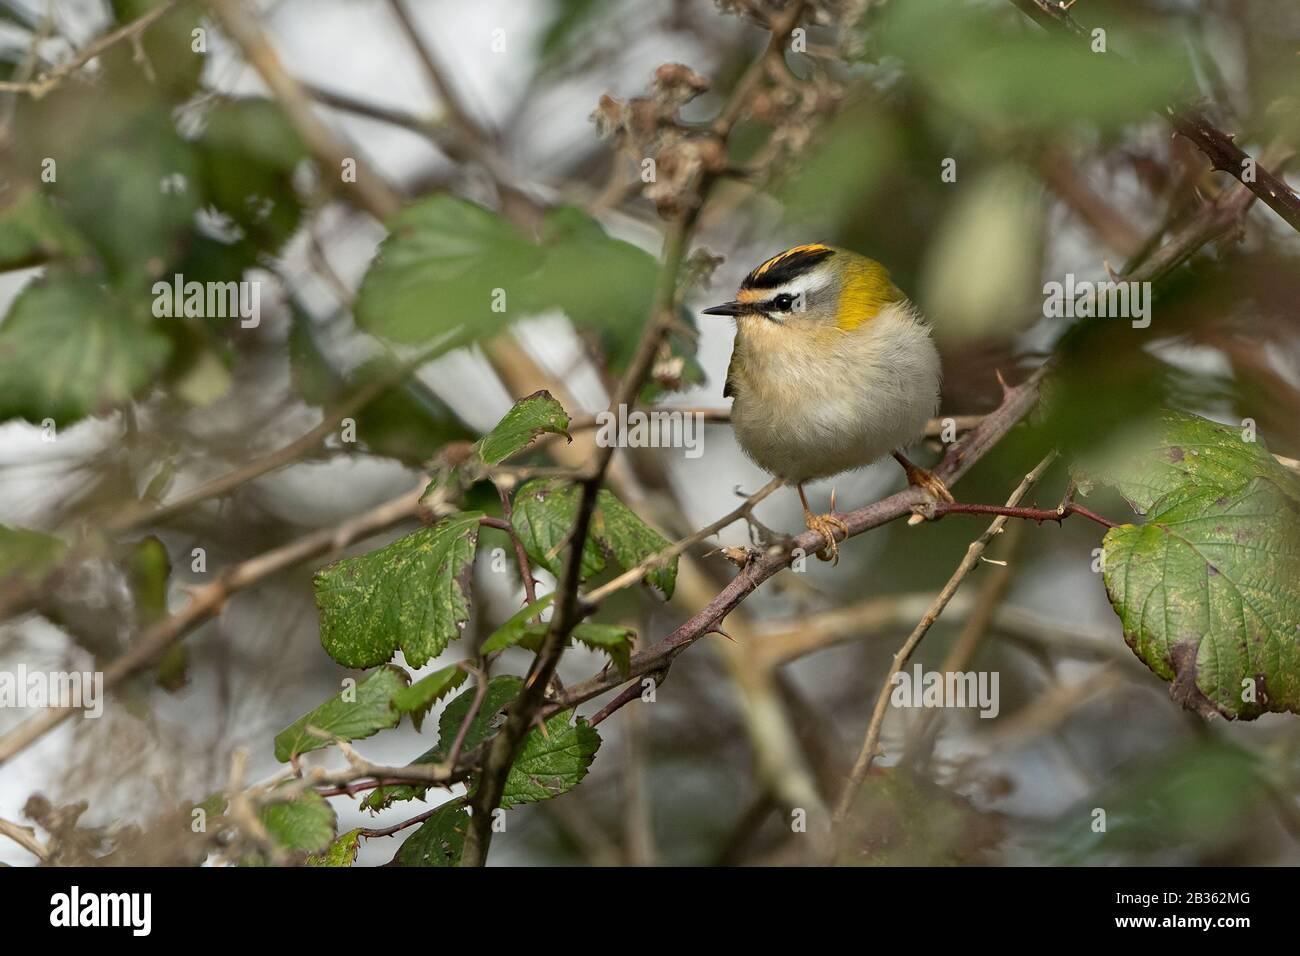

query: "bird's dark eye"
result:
(772, 293), (794, 312)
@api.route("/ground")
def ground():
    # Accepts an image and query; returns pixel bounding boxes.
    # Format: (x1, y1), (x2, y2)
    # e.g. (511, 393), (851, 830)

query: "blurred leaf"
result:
(0, 272), (170, 425)
(537, 0), (602, 65)
(0, 190), (90, 270)
(355, 199), (656, 353)
(273, 665), (410, 762)
(776, 105), (897, 226)
(195, 98), (306, 253)
(919, 164), (1044, 343)
(128, 536), (184, 690)
(391, 662), (469, 733)
(363, 676), (522, 812)
(258, 790), (336, 856)
(510, 480), (676, 597)
(476, 389), (571, 465)
(0, 525), (65, 588)
(1051, 741), (1264, 863)
(356, 195), (541, 345)
(314, 512), (483, 669)
(879, 0), (1192, 130)
(392, 802), (468, 866)
(836, 769), (1003, 865)
(529, 204), (658, 334)
(306, 828), (361, 867)
(53, 110), (199, 285)
(1093, 411), (1300, 718)
(500, 710), (600, 808)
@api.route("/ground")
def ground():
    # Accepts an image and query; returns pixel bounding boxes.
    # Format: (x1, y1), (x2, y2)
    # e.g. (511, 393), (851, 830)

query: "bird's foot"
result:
(894, 451), (954, 525)
(804, 510), (849, 564)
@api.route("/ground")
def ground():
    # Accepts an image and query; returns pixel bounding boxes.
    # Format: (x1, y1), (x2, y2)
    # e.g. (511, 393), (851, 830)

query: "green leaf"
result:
(510, 479), (606, 580)
(306, 828), (362, 867)
(0, 273), (170, 425)
(570, 623), (634, 677)
(478, 595), (631, 675)
(354, 199), (656, 351)
(363, 676), (522, 812)
(1097, 412), (1300, 719)
(0, 525), (66, 589)
(392, 662), (469, 733)
(314, 512), (483, 669)
(195, 98), (306, 253)
(527, 205), (657, 334)
(54, 110), (200, 285)
(475, 390), (571, 465)
(273, 665), (410, 762)
(259, 790), (336, 856)
(392, 802), (468, 866)
(594, 489), (676, 598)
(356, 195), (542, 344)
(510, 480), (677, 597)
(0, 190), (89, 270)
(501, 710), (600, 808)
(478, 594), (556, 656)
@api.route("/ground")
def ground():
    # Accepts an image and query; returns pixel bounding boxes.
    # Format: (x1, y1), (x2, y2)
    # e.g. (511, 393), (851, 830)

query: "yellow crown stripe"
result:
(752, 243), (832, 278)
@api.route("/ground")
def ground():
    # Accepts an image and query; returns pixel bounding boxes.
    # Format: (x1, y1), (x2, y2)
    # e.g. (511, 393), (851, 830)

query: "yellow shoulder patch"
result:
(837, 259), (904, 330)
(752, 243), (833, 279)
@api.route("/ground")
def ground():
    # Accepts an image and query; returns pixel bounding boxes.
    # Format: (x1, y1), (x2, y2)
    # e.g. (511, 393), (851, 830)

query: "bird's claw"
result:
(805, 512), (849, 564)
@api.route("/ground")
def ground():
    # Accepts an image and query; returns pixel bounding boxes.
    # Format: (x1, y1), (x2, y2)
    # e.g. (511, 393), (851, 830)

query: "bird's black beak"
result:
(702, 301), (747, 316)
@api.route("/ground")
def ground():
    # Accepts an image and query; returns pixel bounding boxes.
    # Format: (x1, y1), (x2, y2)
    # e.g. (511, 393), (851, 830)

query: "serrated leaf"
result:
(392, 662), (469, 733)
(475, 390), (571, 465)
(510, 479), (606, 580)
(0, 273), (170, 425)
(1097, 412), (1300, 719)
(259, 790), (336, 856)
(0, 525), (66, 588)
(478, 595), (631, 675)
(510, 480), (676, 597)
(306, 828), (362, 867)
(315, 512), (483, 669)
(570, 623), (633, 677)
(1078, 411), (1300, 515)
(273, 665), (410, 762)
(363, 676), (523, 812)
(501, 710), (600, 808)
(392, 802), (468, 866)
(594, 489), (676, 598)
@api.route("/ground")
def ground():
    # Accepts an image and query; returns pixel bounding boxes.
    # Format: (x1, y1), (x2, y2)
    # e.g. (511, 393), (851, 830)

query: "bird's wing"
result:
(723, 344), (740, 399)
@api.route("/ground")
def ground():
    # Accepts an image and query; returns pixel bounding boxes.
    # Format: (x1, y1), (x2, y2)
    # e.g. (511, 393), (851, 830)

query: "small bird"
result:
(703, 243), (952, 562)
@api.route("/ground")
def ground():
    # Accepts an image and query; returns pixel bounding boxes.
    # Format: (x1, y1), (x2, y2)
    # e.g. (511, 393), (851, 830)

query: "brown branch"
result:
(930, 500), (1116, 529)
(541, 367), (1051, 725)
(831, 452), (1059, 826)
(0, 817), (48, 861)
(1009, 0), (1300, 235)
(385, 0), (486, 144)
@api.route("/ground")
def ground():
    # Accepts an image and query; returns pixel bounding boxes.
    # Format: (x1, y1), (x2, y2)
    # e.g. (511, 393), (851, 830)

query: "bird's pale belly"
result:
(729, 317), (939, 483)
